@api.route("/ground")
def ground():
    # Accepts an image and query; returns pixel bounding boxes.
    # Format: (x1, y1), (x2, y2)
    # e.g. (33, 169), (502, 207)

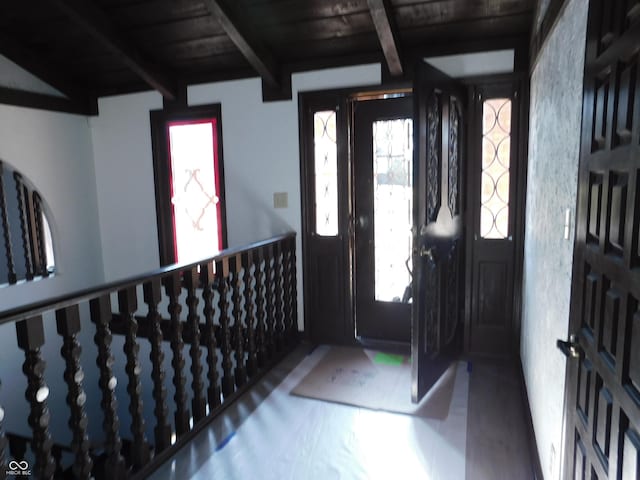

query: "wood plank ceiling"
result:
(0, 0), (535, 111)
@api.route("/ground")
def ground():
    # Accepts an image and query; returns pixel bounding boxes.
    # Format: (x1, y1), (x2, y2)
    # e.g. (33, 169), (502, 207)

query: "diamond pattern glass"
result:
(480, 98), (512, 239)
(314, 111), (339, 236)
(373, 118), (413, 302)
(169, 120), (222, 263)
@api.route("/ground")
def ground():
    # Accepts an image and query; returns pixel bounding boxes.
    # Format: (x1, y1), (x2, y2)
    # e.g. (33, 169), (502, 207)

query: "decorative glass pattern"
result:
(313, 110), (338, 236)
(373, 118), (413, 302)
(169, 120), (222, 263)
(480, 98), (512, 239)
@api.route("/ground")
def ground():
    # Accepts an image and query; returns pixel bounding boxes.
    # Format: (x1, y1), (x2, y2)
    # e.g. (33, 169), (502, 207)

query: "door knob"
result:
(557, 333), (582, 359)
(419, 246), (436, 261)
(357, 215), (369, 229)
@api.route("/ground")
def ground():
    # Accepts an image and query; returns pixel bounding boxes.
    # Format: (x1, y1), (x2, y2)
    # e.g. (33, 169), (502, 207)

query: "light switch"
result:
(274, 192), (288, 209)
(564, 208), (571, 240)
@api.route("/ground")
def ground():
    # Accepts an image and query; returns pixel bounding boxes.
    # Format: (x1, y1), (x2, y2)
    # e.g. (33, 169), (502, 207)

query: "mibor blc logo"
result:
(6, 460), (31, 476)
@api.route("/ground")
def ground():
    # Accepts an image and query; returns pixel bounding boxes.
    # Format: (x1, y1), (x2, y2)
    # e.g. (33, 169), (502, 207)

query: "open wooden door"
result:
(559, 1), (640, 477)
(411, 60), (466, 402)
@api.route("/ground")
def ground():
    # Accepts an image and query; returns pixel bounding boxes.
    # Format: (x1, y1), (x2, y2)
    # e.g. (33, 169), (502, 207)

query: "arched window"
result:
(0, 161), (55, 284)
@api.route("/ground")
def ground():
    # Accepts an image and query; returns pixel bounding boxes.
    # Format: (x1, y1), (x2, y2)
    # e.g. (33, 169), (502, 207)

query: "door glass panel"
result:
(314, 110), (339, 236)
(373, 118), (413, 302)
(168, 120), (222, 263)
(480, 98), (512, 239)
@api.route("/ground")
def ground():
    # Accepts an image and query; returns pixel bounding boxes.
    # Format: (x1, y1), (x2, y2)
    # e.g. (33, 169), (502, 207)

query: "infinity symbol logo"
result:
(8, 460), (29, 471)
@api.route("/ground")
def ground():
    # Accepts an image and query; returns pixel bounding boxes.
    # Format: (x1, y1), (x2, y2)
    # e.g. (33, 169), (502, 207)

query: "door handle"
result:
(557, 333), (582, 359)
(419, 246), (436, 261)
(357, 215), (369, 229)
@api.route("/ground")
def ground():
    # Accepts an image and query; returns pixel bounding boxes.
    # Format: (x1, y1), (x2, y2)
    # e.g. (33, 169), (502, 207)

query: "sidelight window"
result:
(313, 110), (339, 236)
(480, 98), (512, 239)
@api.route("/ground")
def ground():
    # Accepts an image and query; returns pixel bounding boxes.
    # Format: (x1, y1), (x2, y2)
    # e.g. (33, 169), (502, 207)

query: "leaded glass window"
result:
(480, 98), (512, 239)
(313, 110), (339, 236)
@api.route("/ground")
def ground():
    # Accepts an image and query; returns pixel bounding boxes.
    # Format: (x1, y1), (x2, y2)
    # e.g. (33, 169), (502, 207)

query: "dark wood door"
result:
(353, 96), (413, 343)
(562, 1), (640, 477)
(466, 83), (522, 356)
(411, 61), (466, 402)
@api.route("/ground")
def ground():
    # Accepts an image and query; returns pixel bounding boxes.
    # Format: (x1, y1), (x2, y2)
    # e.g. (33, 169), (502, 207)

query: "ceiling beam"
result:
(202, 0), (280, 88)
(0, 86), (95, 115)
(46, 0), (176, 100)
(0, 32), (95, 108)
(367, 0), (403, 76)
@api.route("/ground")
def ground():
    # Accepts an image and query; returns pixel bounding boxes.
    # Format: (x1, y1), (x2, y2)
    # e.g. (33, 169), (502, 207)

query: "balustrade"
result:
(0, 232), (297, 478)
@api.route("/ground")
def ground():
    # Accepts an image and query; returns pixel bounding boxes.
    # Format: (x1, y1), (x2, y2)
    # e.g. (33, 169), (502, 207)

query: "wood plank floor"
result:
(150, 344), (537, 479)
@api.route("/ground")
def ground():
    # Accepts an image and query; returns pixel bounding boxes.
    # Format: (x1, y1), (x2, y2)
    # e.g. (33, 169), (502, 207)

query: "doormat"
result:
(290, 346), (464, 419)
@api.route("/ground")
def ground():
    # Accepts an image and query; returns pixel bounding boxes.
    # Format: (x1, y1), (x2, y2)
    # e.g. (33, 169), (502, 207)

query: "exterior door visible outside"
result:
(561, 1), (640, 477)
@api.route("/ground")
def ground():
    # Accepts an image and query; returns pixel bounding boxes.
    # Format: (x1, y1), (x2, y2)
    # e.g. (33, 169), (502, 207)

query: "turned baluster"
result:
(184, 268), (206, 421)
(56, 305), (93, 479)
(201, 262), (221, 409)
(273, 243), (285, 352)
(143, 279), (171, 452)
(163, 273), (190, 435)
(282, 242), (294, 343)
(232, 254), (247, 387)
(89, 296), (126, 478)
(255, 249), (267, 367)
(216, 258), (235, 397)
(13, 173), (33, 281)
(0, 379), (6, 478)
(0, 162), (16, 284)
(117, 287), (150, 468)
(15, 316), (55, 479)
(285, 237), (298, 343)
(32, 192), (48, 278)
(289, 237), (298, 340)
(264, 245), (276, 358)
(242, 250), (258, 377)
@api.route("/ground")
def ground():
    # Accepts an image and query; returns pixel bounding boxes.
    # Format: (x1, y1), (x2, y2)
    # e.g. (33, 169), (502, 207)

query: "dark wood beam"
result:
(202, 0), (280, 88)
(46, 0), (176, 100)
(0, 33), (94, 107)
(367, 0), (403, 76)
(0, 87), (96, 115)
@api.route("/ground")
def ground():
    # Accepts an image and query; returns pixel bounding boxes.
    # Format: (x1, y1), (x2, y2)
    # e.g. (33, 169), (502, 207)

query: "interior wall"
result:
(90, 64), (382, 329)
(521, 0), (588, 478)
(0, 104), (104, 310)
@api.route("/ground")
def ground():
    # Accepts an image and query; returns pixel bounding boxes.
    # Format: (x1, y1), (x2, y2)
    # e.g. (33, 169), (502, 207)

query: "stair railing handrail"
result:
(0, 231), (296, 326)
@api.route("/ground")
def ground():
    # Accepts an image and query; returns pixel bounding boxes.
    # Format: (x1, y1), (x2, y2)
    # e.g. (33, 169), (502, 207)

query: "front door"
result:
(561, 1), (640, 477)
(411, 61), (466, 402)
(353, 96), (413, 343)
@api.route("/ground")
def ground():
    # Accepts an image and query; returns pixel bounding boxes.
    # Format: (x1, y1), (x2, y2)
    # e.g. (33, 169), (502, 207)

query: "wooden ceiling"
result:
(0, 0), (535, 112)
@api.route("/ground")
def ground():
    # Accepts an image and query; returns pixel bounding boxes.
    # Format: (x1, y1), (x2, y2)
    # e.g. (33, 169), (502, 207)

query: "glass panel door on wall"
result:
(354, 96), (413, 343)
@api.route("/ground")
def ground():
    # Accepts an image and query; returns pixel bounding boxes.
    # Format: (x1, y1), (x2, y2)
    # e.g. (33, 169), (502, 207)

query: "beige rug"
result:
(290, 346), (463, 419)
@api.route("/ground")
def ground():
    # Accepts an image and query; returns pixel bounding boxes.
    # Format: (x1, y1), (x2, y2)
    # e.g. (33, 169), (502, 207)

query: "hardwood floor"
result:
(150, 344), (538, 479)
(465, 357), (538, 479)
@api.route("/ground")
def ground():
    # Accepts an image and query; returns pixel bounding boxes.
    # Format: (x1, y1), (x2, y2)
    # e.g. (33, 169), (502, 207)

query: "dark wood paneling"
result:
(563, 2), (640, 477)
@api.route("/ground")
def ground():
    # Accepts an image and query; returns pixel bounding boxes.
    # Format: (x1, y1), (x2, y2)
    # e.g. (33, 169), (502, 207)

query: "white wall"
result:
(0, 104), (104, 310)
(90, 64), (382, 329)
(0, 54), (64, 97)
(521, 0), (588, 478)
(89, 91), (164, 281)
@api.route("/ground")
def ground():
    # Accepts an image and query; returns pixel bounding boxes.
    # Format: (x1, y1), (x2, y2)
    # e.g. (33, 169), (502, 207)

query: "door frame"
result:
(299, 68), (529, 351)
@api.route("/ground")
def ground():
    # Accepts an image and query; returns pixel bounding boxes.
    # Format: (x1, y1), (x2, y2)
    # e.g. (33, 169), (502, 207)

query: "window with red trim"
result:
(150, 104), (227, 266)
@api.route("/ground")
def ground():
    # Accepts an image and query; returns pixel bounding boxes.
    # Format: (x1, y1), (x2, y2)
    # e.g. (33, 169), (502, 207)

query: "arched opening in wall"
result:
(0, 160), (56, 285)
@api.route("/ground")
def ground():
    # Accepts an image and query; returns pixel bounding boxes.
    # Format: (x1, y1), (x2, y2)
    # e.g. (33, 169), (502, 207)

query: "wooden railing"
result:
(0, 161), (52, 285)
(0, 232), (298, 479)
